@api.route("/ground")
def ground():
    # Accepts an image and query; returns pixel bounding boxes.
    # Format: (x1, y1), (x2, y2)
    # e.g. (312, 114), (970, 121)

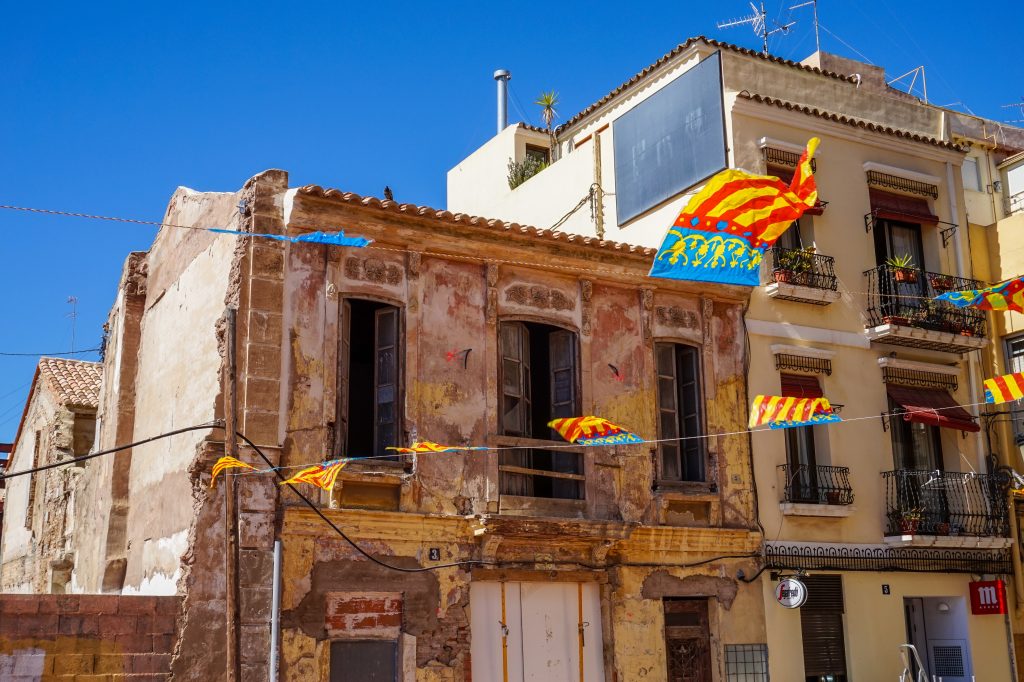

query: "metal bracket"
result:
(940, 223), (958, 248)
(881, 411), (891, 432)
(864, 211), (877, 233)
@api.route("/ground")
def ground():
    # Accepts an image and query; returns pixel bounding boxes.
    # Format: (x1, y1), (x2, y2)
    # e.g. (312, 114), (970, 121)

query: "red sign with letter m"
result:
(969, 580), (1007, 615)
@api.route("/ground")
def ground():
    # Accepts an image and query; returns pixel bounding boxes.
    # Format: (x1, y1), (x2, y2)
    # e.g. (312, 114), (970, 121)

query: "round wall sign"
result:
(775, 577), (808, 609)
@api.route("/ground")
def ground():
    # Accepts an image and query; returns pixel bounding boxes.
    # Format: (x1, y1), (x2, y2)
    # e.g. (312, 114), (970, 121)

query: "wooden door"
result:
(664, 599), (711, 682)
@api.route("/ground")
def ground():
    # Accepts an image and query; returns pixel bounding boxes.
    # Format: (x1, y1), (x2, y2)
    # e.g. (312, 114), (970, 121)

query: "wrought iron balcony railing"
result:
(765, 246), (838, 291)
(778, 464), (854, 505)
(863, 265), (986, 337)
(882, 469), (1008, 537)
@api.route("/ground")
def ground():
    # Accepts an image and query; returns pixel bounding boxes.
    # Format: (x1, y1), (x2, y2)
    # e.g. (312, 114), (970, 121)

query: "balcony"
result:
(882, 470), (1010, 548)
(863, 265), (987, 355)
(778, 464), (854, 517)
(763, 246), (840, 305)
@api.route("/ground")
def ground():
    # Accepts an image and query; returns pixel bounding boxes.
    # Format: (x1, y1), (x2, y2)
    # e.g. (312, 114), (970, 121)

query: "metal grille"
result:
(866, 170), (939, 198)
(881, 366), (957, 391)
(883, 469), (1009, 537)
(779, 464), (853, 505)
(763, 146), (816, 171)
(765, 246), (837, 292)
(863, 265), (986, 338)
(775, 354), (832, 376)
(725, 644), (769, 681)
(931, 645), (965, 677)
(765, 543), (1012, 574)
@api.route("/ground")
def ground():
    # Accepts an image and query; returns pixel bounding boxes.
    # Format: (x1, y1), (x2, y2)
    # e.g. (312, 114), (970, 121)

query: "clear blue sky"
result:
(1, 0), (1021, 441)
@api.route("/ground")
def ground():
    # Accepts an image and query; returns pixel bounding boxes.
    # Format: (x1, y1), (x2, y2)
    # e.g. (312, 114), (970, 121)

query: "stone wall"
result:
(0, 594), (181, 680)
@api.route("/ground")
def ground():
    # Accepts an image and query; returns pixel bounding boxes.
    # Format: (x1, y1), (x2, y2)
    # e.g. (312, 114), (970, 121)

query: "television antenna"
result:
(66, 296), (79, 353)
(888, 66), (928, 103)
(717, 1), (796, 56)
(789, 0), (820, 53)
(1001, 99), (1024, 124)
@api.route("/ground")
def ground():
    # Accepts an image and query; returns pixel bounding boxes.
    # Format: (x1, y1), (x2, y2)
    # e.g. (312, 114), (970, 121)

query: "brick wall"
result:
(0, 594), (180, 681)
(325, 592), (403, 638)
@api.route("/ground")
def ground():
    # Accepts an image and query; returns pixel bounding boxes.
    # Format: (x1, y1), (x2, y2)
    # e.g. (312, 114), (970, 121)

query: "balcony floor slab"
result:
(780, 502), (855, 517)
(865, 323), (987, 355)
(765, 282), (841, 305)
(882, 534), (1013, 549)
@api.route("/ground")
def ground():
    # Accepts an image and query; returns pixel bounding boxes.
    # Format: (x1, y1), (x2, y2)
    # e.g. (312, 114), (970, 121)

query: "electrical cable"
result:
(0, 347), (101, 357)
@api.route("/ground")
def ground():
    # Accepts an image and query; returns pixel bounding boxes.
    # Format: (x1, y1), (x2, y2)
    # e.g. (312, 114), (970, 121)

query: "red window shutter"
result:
(781, 373), (823, 399)
(869, 189), (939, 225)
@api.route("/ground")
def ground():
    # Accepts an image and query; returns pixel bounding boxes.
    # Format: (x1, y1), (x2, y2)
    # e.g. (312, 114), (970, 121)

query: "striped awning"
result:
(887, 385), (979, 432)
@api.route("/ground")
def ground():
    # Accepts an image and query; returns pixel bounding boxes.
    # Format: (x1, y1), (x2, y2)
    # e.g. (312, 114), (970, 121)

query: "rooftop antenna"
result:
(66, 296), (78, 353)
(887, 66), (928, 103)
(717, 1), (796, 56)
(789, 0), (820, 53)
(1001, 99), (1024, 124)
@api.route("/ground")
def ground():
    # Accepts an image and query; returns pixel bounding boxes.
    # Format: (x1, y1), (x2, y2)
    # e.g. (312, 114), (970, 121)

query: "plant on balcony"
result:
(929, 274), (957, 293)
(507, 155), (547, 189)
(899, 507), (924, 534)
(825, 490), (843, 505)
(886, 254), (919, 283)
(774, 246), (816, 285)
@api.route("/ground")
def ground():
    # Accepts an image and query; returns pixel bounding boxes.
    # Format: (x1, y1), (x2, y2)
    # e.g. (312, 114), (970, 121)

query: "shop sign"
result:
(775, 577), (807, 609)
(969, 579), (1007, 615)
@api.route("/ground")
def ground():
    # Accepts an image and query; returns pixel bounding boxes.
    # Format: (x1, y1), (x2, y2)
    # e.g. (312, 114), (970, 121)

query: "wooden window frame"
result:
(497, 320), (584, 501)
(654, 341), (708, 488)
(335, 298), (405, 469)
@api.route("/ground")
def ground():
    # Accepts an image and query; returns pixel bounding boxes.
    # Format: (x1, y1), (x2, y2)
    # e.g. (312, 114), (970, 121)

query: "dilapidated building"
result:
(0, 358), (100, 594)
(6, 166), (766, 680)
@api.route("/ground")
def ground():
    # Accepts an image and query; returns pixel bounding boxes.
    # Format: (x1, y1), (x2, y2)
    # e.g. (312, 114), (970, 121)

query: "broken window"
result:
(72, 412), (96, 465)
(337, 299), (402, 461)
(655, 343), (706, 483)
(498, 321), (583, 499)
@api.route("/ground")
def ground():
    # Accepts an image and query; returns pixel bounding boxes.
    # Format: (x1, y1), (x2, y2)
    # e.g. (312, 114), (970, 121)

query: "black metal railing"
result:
(766, 246), (838, 291)
(863, 265), (986, 337)
(882, 469), (1009, 537)
(779, 464), (854, 505)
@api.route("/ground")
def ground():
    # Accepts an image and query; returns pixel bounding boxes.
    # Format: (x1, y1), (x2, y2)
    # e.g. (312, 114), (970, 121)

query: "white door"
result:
(470, 581), (605, 682)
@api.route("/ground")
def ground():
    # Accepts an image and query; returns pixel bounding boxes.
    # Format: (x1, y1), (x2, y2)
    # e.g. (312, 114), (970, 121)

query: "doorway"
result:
(903, 597), (972, 682)
(664, 598), (712, 682)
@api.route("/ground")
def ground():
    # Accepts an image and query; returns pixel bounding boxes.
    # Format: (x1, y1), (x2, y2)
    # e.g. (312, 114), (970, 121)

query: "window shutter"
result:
(781, 373), (823, 399)
(800, 575), (847, 678)
(500, 323), (531, 437)
(677, 345), (705, 481)
(373, 307), (399, 458)
(549, 330), (577, 421)
(336, 301), (351, 457)
(655, 343), (681, 481)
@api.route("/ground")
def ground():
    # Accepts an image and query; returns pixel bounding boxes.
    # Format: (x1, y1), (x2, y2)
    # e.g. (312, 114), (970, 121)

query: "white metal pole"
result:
(269, 539), (282, 681)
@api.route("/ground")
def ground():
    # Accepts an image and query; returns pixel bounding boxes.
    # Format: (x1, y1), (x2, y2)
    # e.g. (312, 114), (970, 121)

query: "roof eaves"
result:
(737, 92), (966, 152)
(555, 36), (858, 134)
(294, 186), (657, 258)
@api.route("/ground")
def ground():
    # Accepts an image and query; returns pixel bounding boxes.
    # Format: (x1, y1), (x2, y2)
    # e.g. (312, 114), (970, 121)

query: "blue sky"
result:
(1, 0), (1021, 441)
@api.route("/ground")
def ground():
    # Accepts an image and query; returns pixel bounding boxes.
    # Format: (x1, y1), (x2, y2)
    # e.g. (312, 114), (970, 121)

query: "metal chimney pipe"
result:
(494, 69), (511, 134)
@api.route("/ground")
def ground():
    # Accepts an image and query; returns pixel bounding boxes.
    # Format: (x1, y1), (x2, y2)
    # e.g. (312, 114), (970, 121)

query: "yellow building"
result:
(451, 37), (1024, 680)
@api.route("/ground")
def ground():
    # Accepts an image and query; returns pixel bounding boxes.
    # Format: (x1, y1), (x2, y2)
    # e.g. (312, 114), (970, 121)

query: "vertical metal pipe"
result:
(224, 307), (240, 682)
(269, 539), (282, 681)
(494, 70), (511, 134)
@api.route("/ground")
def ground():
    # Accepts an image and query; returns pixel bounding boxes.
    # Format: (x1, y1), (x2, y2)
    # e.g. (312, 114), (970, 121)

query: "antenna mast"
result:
(789, 0), (820, 53)
(66, 296), (78, 353)
(717, 1), (796, 55)
(888, 66), (928, 104)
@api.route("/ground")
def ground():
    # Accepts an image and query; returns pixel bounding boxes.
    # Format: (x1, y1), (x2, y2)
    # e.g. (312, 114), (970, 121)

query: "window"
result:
(338, 300), (401, 460)
(1005, 336), (1024, 440)
(72, 413), (96, 464)
(725, 644), (769, 681)
(800, 575), (847, 682)
(664, 599), (712, 681)
(524, 144), (550, 166)
(962, 158), (982, 192)
(613, 51), (726, 224)
(782, 374), (822, 502)
(498, 321), (582, 499)
(655, 343), (705, 483)
(329, 640), (397, 682)
(888, 397), (943, 471)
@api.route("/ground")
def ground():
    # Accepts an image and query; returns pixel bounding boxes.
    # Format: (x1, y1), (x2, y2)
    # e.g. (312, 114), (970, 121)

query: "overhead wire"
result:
(0, 347), (100, 357)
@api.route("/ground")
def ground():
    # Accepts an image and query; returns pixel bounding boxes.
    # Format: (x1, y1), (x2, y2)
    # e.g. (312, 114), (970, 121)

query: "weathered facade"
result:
(0, 358), (99, 594)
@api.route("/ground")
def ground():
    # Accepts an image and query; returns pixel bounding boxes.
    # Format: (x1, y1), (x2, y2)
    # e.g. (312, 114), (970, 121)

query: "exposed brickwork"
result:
(325, 592), (403, 636)
(0, 594), (180, 680)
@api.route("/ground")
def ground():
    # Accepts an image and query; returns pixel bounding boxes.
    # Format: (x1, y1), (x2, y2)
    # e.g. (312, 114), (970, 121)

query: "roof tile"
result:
(38, 357), (102, 409)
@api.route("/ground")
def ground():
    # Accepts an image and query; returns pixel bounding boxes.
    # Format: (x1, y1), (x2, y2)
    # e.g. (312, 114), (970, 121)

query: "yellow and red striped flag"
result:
(387, 441), (487, 454)
(984, 372), (1024, 404)
(210, 456), (256, 488)
(278, 460), (348, 492)
(548, 416), (642, 445)
(749, 395), (839, 430)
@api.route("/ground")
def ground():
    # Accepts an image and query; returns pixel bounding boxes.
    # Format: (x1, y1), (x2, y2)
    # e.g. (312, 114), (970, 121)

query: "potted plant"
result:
(886, 254), (918, 283)
(899, 508), (924, 534)
(825, 490), (843, 505)
(936, 521), (951, 535)
(774, 247), (815, 285)
(929, 274), (956, 293)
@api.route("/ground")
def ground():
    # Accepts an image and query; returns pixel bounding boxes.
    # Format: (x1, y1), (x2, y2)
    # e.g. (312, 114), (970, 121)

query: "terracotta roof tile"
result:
(38, 357), (102, 409)
(556, 36), (859, 133)
(294, 186), (657, 258)
(737, 92), (965, 151)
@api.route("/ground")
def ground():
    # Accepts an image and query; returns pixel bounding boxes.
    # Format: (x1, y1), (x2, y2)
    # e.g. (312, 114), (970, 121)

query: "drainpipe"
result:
(269, 539), (282, 681)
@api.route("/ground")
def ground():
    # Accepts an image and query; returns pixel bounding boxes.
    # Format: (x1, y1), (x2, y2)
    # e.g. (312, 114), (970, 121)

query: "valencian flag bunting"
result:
(279, 460), (348, 491)
(387, 441), (487, 454)
(984, 371), (1024, 405)
(935, 275), (1024, 313)
(548, 416), (643, 446)
(650, 138), (820, 286)
(210, 456), (256, 488)
(749, 395), (840, 430)
(209, 228), (372, 248)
